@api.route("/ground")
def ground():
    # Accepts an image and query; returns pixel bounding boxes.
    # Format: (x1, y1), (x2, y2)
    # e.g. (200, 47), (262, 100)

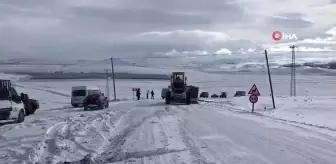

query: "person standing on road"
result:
(151, 90), (154, 99)
(136, 89), (141, 100)
(146, 90), (149, 99)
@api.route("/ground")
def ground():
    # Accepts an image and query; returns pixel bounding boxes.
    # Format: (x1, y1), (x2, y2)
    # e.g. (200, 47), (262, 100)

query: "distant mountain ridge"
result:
(282, 62), (336, 69)
(0, 58), (133, 66)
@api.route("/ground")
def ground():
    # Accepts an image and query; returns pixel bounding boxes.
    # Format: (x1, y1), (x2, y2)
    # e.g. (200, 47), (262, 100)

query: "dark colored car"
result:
(220, 92), (227, 98)
(27, 98), (39, 115)
(200, 92), (209, 98)
(83, 94), (109, 110)
(234, 91), (246, 97)
(211, 94), (219, 98)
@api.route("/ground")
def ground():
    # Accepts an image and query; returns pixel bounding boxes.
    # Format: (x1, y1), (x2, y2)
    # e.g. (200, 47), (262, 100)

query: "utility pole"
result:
(110, 57), (117, 100)
(289, 45), (297, 97)
(265, 50), (275, 109)
(104, 69), (110, 101)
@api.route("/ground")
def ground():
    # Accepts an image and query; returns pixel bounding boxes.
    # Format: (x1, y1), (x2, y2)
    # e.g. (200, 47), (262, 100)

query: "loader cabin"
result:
(170, 72), (187, 93)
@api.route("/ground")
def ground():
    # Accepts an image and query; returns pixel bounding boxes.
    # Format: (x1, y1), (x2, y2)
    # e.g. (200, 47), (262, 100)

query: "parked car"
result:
(234, 91), (246, 97)
(20, 93), (39, 115)
(29, 99), (39, 113)
(211, 94), (219, 98)
(200, 92), (209, 98)
(83, 93), (109, 110)
(220, 92), (227, 98)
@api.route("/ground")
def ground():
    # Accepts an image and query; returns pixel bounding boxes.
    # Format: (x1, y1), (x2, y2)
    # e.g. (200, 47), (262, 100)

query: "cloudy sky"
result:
(0, 0), (335, 61)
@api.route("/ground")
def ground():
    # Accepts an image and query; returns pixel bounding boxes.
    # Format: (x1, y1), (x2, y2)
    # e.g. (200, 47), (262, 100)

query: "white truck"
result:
(0, 80), (26, 123)
(71, 86), (102, 107)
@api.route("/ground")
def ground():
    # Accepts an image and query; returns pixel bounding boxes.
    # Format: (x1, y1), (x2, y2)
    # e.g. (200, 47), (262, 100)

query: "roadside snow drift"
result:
(203, 96), (336, 136)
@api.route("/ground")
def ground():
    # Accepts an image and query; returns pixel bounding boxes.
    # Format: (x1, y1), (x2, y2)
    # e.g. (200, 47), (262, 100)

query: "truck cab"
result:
(0, 80), (25, 123)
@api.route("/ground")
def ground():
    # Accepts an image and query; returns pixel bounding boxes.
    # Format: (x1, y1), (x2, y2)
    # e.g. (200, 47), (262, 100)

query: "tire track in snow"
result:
(68, 105), (190, 164)
(154, 106), (177, 164)
(177, 105), (215, 164)
(179, 119), (215, 164)
(32, 117), (97, 164)
(68, 109), (166, 163)
(32, 105), (131, 164)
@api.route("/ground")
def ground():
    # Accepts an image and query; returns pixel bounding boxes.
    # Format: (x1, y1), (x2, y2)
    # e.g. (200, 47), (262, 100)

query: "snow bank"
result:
(220, 96), (336, 132)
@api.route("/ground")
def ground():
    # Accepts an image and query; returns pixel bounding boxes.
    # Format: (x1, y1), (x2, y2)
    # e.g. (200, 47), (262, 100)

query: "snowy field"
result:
(1, 72), (336, 163)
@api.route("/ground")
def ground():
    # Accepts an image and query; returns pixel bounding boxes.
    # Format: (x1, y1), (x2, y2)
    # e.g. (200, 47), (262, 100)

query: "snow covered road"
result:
(1, 74), (336, 163)
(59, 100), (336, 164)
(174, 104), (336, 164)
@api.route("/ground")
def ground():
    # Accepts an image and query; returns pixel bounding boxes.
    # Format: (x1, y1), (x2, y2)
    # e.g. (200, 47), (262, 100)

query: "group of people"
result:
(136, 89), (154, 100)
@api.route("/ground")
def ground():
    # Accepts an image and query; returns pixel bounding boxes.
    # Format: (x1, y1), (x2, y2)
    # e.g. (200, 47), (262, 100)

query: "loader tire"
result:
(186, 92), (191, 105)
(165, 92), (171, 104)
(105, 101), (109, 108)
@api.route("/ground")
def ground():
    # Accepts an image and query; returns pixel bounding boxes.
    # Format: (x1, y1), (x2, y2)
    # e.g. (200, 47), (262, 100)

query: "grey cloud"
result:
(117, 0), (243, 12)
(0, 0), (333, 61)
(278, 12), (307, 19)
(266, 16), (314, 29)
(101, 0), (248, 23)
(0, 0), (56, 7)
(66, 6), (212, 33)
(66, 0), (248, 33)
(297, 31), (333, 40)
(330, 0), (336, 4)
(71, 7), (210, 25)
(277, 25), (335, 41)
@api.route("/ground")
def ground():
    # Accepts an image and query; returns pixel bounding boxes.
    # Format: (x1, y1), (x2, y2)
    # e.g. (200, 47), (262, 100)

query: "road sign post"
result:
(249, 95), (258, 112)
(248, 84), (260, 112)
